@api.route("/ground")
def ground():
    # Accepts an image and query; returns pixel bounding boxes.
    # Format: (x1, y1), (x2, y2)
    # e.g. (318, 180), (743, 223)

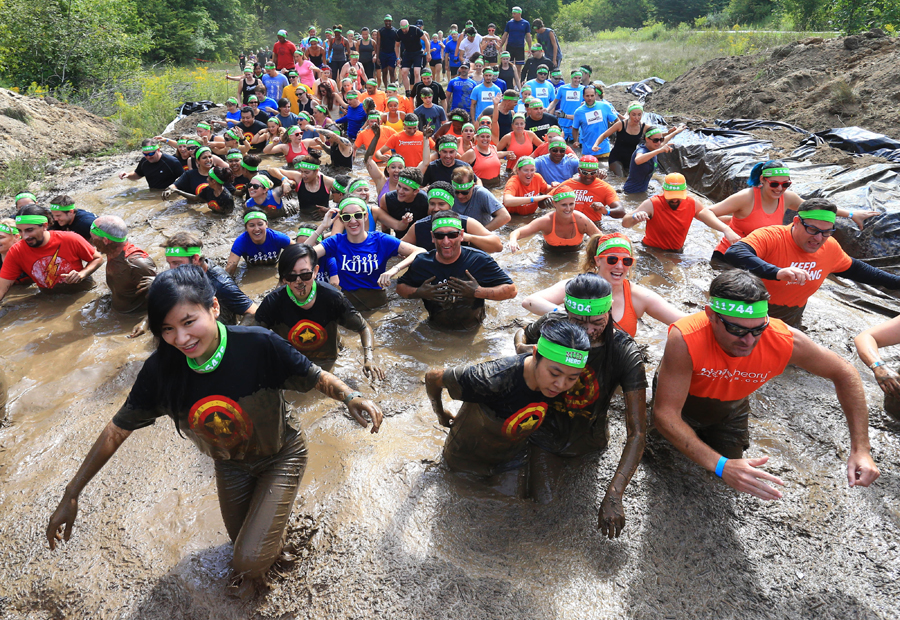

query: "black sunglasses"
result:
(340, 212), (365, 222)
(717, 313), (769, 338)
(284, 271), (314, 282)
(247, 183), (263, 190)
(454, 189), (471, 195)
(550, 148), (566, 153)
(768, 181), (792, 189)
(648, 137), (664, 143)
(605, 255), (634, 266)
(799, 219), (836, 237)
(142, 150), (159, 157)
(433, 230), (461, 240)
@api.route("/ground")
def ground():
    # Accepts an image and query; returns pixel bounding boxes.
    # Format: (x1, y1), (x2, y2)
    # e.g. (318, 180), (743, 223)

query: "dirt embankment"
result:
(0, 88), (116, 164)
(648, 31), (900, 140)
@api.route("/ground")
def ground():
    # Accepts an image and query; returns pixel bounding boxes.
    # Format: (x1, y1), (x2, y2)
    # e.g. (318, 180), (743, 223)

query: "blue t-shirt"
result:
(553, 84), (584, 128)
(504, 18), (531, 48)
(573, 101), (619, 156)
(444, 39), (461, 67)
(335, 104), (367, 139)
(524, 79), (556, 108)
(430, 41), (442, 61)
(316, 256), (339, 284)
(493, 78), (507, 92)
(320, 231), (401, 290)
(622, 145), (657, 194)
(230, 228), (292, 265)
(226, 110), (242, 127)
(470, 83), (501, 119)
(447, 77), (476, 112)
(246, 189), (283, 211)
(535, 153), (579, 184)
(259, 97), (280, 114)
(276, 112), (300, 129)
(261, 74), (289, 101)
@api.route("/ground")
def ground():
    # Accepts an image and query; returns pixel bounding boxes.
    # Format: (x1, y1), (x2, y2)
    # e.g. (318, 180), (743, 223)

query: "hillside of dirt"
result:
(0, 88), (116, 164)
(647, 30), (900, 140)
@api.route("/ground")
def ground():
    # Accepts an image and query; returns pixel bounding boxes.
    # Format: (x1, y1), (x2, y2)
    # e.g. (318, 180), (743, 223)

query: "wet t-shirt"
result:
(174, 169), (211, 195)
(383, 132), (434, 168)
(442, 354), (558, 475)
(535, 153), (579, 185)
(320, 231), (401, 291)
(410, 214), (474, 251)
(0, 231), (96, 289)
(573, 101), (619, 156)
(106, 243), (157, 314)
(741, 224), (853, 309)
(423, 159), (471, 186)
(447, 77), (476, 111)
(206, 265), (254, 315)
(383, 190), (429, 235)
(135, 153), (184, 189)
(256, 282), (366, 361)
(230, 228), (292, 266)
(195, 183), (235, 214)
(522, 313), (647, 455)
(49, 209), (96, 241)
(452, 186), (504, 227)
(622, 146), (656, 194)
(238, 120), (268, 151)
(398, 246), (512, 329)
(112, 326), (321, 461)
(556, 178), (618, 223)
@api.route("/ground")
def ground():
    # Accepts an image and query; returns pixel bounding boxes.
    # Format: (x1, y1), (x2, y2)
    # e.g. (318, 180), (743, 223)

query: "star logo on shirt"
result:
(288, 319), (327, 351)
(501, 402), (548, 439)
(189, 395), (253, 450)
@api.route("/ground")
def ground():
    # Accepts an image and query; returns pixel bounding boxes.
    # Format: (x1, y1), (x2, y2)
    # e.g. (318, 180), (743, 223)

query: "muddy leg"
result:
(526, 445), (563, 504)
(215, 461), (257, 543)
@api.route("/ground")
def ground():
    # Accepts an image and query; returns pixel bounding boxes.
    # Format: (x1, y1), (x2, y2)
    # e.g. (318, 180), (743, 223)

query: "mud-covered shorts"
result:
(768, 303), (805, 329)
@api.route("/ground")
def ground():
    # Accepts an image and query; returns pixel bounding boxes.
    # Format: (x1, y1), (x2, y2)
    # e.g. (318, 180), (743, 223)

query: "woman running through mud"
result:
(46, 265), (382, 593)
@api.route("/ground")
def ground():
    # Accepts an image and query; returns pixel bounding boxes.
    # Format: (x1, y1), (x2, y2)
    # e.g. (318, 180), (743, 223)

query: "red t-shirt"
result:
(643, 195), (697, 251)
(273, 40), (297, 70)
(556, 178), (619, 222)
(673, 311), (794, 402)
(0, 231), (96, 288)
(742, 224), (853, 308)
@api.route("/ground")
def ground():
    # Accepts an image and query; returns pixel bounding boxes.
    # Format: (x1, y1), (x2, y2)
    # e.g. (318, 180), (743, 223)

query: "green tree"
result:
(649, 0), (729, 25)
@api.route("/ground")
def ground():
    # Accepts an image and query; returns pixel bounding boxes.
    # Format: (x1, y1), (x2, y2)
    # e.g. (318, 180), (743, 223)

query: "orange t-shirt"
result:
(355, 126), (398, 161)
(742, 224), (853, 308)
(557, 178), (619, 223)
(503, 173), (550, 215)
(673, 311), (794, 402)
(384, 131), (435, 167)
(361, 91), (387, 111)
(643, 195), (697, 251)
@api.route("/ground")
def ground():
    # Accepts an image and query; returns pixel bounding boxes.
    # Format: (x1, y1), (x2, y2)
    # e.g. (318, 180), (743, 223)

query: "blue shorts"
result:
(379, 52), (397, 67)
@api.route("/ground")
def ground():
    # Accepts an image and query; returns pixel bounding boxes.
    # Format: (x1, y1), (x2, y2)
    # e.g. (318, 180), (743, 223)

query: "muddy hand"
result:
(847, 450), (879, 488)
(720, 456), (784, 500)
(416, 276), (451, 302)
(135, 275), (155, 295)
(776, 266), (808, 285)
(875, 366), (900, 398)
(128, 318), (148, 339)
(363, 360), (386, 382)
(62, 270), (85, 285)
(347, 397), (383, 433)
(47, 494), (78, 550)
(851, 210), (879, 230)
(599, 492), (625, 539)
(447, 270), (479, 299)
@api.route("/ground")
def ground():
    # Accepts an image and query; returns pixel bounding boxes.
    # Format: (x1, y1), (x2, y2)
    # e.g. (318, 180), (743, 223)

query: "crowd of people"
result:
(1, 8), (897, 596)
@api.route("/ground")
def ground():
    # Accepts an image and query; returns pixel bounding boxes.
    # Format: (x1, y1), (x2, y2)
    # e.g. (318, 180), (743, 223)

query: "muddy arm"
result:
(599, 389), (647, 539)
(424, 369), (452, 427)
(313, 371), (382, 433)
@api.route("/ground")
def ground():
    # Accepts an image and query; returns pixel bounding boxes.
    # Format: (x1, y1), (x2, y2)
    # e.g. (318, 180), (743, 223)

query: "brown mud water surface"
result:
(0, 147), (899, 619)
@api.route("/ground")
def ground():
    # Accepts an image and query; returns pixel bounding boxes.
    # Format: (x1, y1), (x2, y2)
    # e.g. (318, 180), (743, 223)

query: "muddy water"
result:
(0, 155), (898, 619)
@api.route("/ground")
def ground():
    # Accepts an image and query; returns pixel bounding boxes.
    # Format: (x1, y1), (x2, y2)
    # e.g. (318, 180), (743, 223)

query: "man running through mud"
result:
(653, 269), (879, 500)
(89, 215), (157, 315)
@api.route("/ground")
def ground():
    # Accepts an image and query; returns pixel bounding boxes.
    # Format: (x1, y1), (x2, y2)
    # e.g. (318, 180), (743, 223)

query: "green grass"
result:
(0, 156), (48, 197)
(559, 26), (838, 84)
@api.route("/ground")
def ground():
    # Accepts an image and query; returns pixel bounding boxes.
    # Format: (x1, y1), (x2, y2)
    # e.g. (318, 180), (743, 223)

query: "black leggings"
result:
(215, 428), (308, 579)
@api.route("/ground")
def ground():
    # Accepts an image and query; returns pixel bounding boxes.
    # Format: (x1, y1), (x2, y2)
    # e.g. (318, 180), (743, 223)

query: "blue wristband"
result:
(715, 456), (728, 478)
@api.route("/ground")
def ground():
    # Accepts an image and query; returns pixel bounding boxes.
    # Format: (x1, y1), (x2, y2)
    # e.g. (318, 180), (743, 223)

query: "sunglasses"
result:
(339, 212), (365, 222)
(247, 183), (263, 190)
(142, 150), (159, 157)
(454, 189), (472, 195)
(768, 181), (792, 189)
(284, 271), (314, 282)
(716, 313), (769, 338)
(549, 148), (566, 154)
(579, 168), (598, 175)
(799, 219), (836, 238)
(648, 137), (664, 143)
(433, 230), (461, 240)
(604, 255), (634, 266)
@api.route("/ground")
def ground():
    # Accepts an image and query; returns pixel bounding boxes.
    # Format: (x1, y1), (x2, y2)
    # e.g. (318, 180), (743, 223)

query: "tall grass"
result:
(0, 156), (48, 197)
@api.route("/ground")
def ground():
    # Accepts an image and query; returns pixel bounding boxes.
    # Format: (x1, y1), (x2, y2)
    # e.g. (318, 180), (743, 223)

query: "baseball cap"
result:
(663, 173), (688, 200)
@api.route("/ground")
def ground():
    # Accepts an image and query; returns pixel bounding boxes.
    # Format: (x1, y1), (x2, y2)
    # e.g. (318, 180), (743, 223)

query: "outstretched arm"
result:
(424, 368), (453, 427)
(314, 371), (382, 433)
(600, 389), (647, 539)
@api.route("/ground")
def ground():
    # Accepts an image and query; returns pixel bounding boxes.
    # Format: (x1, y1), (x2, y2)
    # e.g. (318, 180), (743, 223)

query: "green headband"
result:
(476, 127), (491, 136)
(626, 103), (643, 114)
(332, 179), (347, 194)
(547, 127), (563, 134)
(195, 146), (211, 159)
(386, 85), (398, 91)
(386, 155), (405, 167)
(268, 117), (281, 126)
(243, 211), (268, 223)
(197, 122), (211, 130)
(422, 70), (432, 76)
(761, 167), (790, 177)
(439, 142), (458, 151)
(251, 175), (273, 189)
(799, 209), (836, 224)
(296, 227), (318, 238)
(227, 152), (243, 160)
(513, 113), (526, 121)
(503, 95), (519, 101)
(398, 177), (421, 190)
(15, 192), (37, 202)
(15, 215), (47, 225)
(596, 237), (633, 256)
(142, 145), (159, 153)
(549, 140), (566, 149)
(165, 246), (202, 256)
(387, 97), (399, 104)
(451, 115), (464, 122)
(528, 100), (543, 108)
(565, 293), (612, 316)
(296, 161), (320, 170)
(516, 157), (535, 169)
(248, 96), (258, 102)
(452, 180), (474, 191)
(346, 92), (358, 100)
(225, 129), (240, 141)
(90, 221), (127, 243)
(49, 202), (76, 211)
(208, 169), (224, 184)
(645, 128), (663, 138)
(709, 297), (768, 319)
(553, 191), (576, 202)
(570, 70), (582, 77)
(0, 223), (19, 235)
(366, 79), (377, 86)
(286, 126), (301, 136)
(462, 123), (474, 131)
(348, 179), (369, 193)
(536, 336), (588, 369)
(227, 97), (239, 105)
(663, 180), (686, 192)
(403, 120), (419, 127)
(338, 197), (367, 212)
(579, 161), (599, 170)
(241, 161), (258, 171)
(315, 105), (327, 113)
(368, 113), (381, 120)
(432, 216), (463, 231)
(500, 52), (511, 58)
(427, 188), (454, 205)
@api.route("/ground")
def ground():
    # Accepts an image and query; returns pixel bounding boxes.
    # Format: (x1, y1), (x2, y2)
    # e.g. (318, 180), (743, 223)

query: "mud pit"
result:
(1, 150), (899, 619)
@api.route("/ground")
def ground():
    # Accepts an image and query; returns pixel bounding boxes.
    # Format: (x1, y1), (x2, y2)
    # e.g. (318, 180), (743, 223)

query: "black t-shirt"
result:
(410, 213), (473, 251)
(383, 189), (429, 236)
(49, 209), (96, 241)
(480, 106), (512, 139)
(174, 169), (209, 194)
(497, 66), (517, 90)
(378, 27), (398, 53)
(522, 313), (648, 454)
(423, 159), (470, 186)
(397, 246), (512, 328)
(111, 325), (321, 461)
(196, 185), (235, 214)
(238, 120), (268, 152)
(522, 58), (556, 82)
(256, 282), (367, 361)
(525, 113), (559, 140)
(135, 153), (184, 189)
(253, 109), (270, 124)
(206, 264), (254, 316)
(412, 81), (447, 106)
(397, 27), (424, 55)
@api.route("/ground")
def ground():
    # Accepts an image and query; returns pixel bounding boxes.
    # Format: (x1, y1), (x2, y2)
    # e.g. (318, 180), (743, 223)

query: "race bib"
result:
(565, 90), (580, 101)
(585, 109), (602, 125)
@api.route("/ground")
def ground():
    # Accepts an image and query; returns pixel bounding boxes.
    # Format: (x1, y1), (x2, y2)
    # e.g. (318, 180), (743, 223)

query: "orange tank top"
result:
(506, 133), (535, 170)
(615, 279), (638, 337)
(472, 145), (502, 179)
(715, 186), (785, 253)
(642, 195), (696, 251)
(673, 311), (794, 401)
(544, 212), (582, 247)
